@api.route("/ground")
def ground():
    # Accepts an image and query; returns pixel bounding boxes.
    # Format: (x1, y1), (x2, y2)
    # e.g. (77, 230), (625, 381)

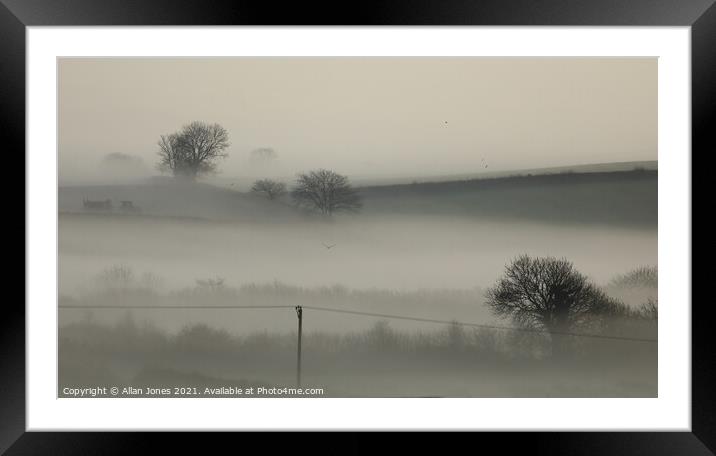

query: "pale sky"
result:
(58, 57), (656, 184)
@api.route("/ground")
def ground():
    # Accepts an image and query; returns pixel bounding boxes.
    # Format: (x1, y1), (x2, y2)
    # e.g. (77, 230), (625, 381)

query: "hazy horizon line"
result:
(59, 159), (657, 188)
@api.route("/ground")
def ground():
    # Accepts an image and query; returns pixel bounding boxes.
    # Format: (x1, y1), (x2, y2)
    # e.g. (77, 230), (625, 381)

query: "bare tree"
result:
(638, 298), (658, 320)
(100, 152), (147, 175)
(249, 147), (277, 165)
(251, 179), (287, 200)
(485, 255), (621, 358)
(608, 266), (658, 289)
(195, 277), (226, 293)
(96, 265), (134, 292)
(157, 121), (230, 179)
(605, 265), (657, 310)
(291, 169), (362, 215)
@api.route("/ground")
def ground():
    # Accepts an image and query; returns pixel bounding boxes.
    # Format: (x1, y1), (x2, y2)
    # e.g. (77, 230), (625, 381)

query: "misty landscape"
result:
(58, 58), (657, 398)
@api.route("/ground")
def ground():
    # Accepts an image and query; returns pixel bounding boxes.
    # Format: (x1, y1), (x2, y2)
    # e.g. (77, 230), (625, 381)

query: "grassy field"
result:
(59, 316), (657, 398)
(58, 167), (658, 397)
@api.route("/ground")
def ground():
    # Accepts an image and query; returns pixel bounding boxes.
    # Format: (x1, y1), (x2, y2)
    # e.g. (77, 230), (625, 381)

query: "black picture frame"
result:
(4, 0), (709, 453)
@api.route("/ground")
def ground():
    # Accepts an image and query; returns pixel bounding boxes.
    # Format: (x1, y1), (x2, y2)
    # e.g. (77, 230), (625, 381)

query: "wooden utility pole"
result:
(295, 305), (303, 388)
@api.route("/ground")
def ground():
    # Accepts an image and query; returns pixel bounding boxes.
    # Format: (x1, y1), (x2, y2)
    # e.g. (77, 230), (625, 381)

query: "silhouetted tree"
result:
(97, 264), (134, 292)
(249, 147), (277, 165)
(485, 255), (620, 358)
(291, 169), (362, 215)
(608, 266), (658, 289)
(251, 179), (287, 200)
(157, 121), (230, 179)
(605, 265), (658, 311)
(638, 297), (658, 320)
(195, 277), (227, 293)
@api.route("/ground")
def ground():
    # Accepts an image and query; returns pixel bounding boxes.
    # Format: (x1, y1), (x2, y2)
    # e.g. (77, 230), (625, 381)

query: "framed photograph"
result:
(7, 0), (709, 452)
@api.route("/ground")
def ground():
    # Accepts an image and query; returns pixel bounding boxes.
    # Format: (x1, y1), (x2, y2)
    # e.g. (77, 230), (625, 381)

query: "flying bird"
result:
(322, 243), (336, 249)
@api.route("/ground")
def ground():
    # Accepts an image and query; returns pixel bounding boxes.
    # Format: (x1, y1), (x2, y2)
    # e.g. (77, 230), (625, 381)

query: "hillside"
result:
(58, 180), (307, 222)
(347, 160), (657, 187)
(59, 169), (657, 228)
(358, 169), (657, 228)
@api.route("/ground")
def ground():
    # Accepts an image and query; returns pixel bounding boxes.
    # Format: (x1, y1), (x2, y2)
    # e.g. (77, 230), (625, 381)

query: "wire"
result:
(58, 304), (294, 309)
(302, 306), (657, 343)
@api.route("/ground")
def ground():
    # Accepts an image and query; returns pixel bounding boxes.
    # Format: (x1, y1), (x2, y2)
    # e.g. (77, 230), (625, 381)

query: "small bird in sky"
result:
(322, 243), (336, 249)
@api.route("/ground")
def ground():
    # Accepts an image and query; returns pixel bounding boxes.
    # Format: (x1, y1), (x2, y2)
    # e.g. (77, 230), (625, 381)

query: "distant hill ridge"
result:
(59, 180), (308, 222)
(358, 169), (657, 228)
(59, 168), (657, 228)
(347, 160), (657, 187)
